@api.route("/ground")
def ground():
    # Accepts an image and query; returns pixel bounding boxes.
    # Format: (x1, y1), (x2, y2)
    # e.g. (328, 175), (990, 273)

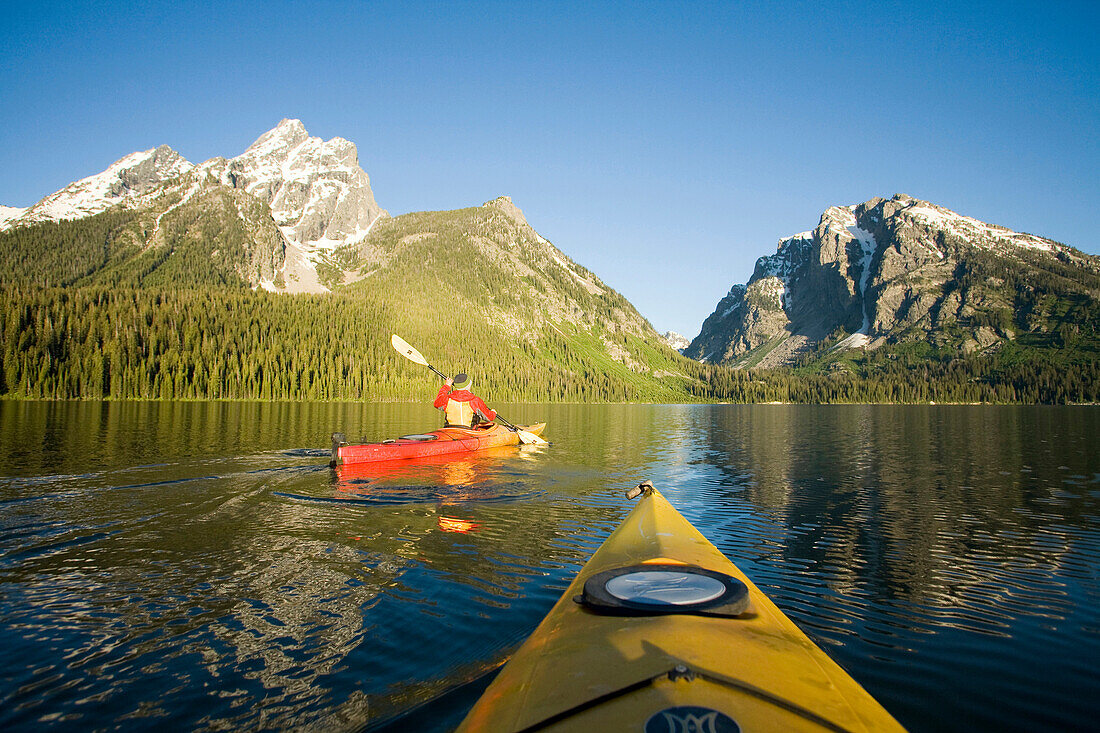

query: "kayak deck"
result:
(331, 422), (546, 466)
(457, 483), (905, 732)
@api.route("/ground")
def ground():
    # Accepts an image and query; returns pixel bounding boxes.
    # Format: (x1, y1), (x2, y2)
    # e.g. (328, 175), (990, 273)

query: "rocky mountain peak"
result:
(752, 230), (813, 283)
(182, 120), (387, 293)
(686, 195), (1094, 368)
(483, 196), (529, 228)
(480, 196), (558, 251)
(117, 145), (191, 193)
(200, 120), (386, 254)
(243, 118), (310, 157)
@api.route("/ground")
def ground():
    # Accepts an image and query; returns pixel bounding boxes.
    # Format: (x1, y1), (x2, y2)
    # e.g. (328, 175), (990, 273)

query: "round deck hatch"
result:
(605, 570), (727, 606)
(576, 563), (749, 617)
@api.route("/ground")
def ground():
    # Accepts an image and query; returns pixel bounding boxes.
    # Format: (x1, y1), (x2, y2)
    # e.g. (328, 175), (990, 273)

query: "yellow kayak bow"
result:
(457, 481), (906, 732)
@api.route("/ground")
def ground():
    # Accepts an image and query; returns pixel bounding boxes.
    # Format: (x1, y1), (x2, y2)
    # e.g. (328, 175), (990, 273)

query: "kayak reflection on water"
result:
(325, 442), (545, 538)
(437, 516), (479, 533)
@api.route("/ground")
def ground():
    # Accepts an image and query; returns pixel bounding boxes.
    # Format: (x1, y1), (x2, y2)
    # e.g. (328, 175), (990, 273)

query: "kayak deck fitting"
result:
(329, 422), (547, 466)
(456, 481), (905, 732)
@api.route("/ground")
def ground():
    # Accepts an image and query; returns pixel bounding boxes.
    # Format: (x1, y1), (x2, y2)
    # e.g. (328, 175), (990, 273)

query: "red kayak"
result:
(330, 422), (547, 466)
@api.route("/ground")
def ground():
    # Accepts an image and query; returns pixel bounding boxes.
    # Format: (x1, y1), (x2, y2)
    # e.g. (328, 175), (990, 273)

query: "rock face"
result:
(199, 119), (387, 249)
(686, 194), (1099, 367)
(483, 195), (530, 229)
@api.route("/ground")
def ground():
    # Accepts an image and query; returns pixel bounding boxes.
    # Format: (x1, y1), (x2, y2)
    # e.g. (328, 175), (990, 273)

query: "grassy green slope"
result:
(335, 205), (708, 402)
(0, 202), (721, 402)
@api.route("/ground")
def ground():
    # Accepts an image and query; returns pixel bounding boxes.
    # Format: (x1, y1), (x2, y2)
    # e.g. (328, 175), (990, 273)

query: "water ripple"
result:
(1, 404), (1098, 732)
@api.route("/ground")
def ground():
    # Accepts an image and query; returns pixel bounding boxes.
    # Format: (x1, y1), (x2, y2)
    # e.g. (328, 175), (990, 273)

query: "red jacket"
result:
(434, 385), (497, 427)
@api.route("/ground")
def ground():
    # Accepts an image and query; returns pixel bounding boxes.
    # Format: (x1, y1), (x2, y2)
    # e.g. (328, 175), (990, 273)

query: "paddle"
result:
(391, 334), (548, 445)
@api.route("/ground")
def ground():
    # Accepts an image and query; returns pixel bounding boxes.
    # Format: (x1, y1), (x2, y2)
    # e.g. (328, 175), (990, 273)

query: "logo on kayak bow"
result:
(644, 706), (740, 733)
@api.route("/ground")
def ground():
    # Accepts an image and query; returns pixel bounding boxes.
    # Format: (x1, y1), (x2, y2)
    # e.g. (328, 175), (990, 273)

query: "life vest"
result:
(445, 396), (477, 427)
(435, 385), (495, 427)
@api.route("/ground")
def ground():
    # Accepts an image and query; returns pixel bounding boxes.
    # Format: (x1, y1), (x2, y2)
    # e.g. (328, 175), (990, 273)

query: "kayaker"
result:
(434, 373), (497, 428)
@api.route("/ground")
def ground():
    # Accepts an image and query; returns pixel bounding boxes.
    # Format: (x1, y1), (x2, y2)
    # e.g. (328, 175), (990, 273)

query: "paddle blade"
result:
(391, 334), (428, 366)
(517, 430), (548, 445)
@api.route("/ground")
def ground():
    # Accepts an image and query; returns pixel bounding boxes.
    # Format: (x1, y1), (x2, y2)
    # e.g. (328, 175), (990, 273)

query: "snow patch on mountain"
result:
(721, 300), (742, 318)
(842, 206), (877, 336)
(2, 146), (193, 229)
(0, 206), (26, 227)
(663, 331), (690, 351)
(717, 284), (747, 319)
(756, 276), (788, 309)
(151, 178), (203, 242)
(897, 196), (1057, 252)
(757, 231), (812, 282)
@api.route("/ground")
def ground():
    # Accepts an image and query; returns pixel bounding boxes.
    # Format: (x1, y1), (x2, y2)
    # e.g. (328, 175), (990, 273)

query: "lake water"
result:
(0, 402), (1097, 731)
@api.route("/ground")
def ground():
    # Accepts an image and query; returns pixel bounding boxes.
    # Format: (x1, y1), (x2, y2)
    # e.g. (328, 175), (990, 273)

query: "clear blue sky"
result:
(2, 0), (1097, 338)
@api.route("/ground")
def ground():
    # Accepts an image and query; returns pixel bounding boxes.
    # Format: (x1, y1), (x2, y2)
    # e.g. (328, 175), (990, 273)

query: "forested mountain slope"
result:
(0, 197), (717, 402)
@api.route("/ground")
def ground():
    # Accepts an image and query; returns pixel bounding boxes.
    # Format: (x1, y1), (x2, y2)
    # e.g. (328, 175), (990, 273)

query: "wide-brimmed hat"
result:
(453, 373), (472, 390)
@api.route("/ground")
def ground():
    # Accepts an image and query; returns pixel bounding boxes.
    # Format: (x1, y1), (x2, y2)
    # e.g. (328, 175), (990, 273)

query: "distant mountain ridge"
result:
(0, 119), (668, 353)
(687, 194), (1100, 369)
(4, 145), (194, 226)
(0, 120), (386, 292)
